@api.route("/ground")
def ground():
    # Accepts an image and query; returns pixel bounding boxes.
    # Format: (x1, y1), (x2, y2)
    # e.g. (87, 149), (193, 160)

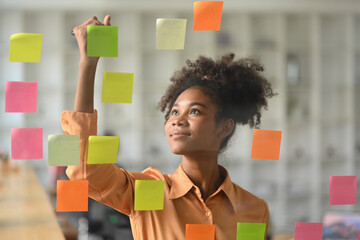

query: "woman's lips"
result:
(170, 132), (191, 139)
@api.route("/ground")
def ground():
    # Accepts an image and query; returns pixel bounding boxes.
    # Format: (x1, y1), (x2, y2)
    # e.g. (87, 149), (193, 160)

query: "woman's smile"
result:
(170, 130), (192, 140)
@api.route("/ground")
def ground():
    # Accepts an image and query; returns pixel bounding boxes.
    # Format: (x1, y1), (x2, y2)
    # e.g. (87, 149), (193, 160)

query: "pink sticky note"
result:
(11, 128), (43, 159)
(5, 81), (37, 112)
(294, 222), (323, 240)
(357, 232), (360, 240)
(329, 176), (357, 205)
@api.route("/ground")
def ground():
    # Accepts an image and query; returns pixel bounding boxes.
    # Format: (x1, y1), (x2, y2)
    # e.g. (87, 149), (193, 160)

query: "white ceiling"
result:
(1, 0), (360, 13)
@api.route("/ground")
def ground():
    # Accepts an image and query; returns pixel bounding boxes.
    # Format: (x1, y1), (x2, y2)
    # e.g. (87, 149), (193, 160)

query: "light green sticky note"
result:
(156, 18), (187, 50)
(134, 180), (165, 211)
(48, 135), (80, 166)
(87, 25), (118, 57)
(9, 33), (43, 62)
(102, 72), (134, 103)
(87, 136), (120, 164)
(237, 222), (266, 240)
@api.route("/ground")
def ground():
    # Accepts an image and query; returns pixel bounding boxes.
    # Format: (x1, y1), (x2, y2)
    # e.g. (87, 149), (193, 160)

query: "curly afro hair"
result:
(158, 53), (276, 151)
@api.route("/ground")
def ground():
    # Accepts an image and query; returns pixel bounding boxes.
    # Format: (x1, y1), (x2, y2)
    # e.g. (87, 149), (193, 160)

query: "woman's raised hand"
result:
(72, 15), (111, 113)
(72, 15), (111, 64)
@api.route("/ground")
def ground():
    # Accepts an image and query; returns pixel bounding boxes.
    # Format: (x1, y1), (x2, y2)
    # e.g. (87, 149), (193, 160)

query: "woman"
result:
(62, 15), (275, 240)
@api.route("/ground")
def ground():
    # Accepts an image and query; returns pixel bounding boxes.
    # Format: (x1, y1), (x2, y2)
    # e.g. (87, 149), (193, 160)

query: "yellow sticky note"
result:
(237, 222), (266, 240)
(48, 135), (80, 166)
(156, 19), (187, 50)
(87, 136), (120, 164)
(134, 180), (165, 211)
(9, 33), (43, 62)
(87, 25), (118, 57)
(102, 72), (134, 103)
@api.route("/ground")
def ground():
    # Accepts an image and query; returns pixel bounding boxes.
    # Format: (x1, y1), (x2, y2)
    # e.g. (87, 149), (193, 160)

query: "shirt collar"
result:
(169, 164), (237, 210)
(218, 165), (237, 211)
(169, 164), (194, 200)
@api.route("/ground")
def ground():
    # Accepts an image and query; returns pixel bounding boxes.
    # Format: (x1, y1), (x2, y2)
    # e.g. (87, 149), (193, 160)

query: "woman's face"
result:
(165, 86), (225, 155)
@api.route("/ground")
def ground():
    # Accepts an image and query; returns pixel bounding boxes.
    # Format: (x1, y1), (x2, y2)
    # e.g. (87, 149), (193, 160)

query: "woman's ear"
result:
(219, 118), (235, 139)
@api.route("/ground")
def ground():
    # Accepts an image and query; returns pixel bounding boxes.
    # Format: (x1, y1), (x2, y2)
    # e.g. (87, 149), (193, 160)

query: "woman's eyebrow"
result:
(173, 102), (207, 108)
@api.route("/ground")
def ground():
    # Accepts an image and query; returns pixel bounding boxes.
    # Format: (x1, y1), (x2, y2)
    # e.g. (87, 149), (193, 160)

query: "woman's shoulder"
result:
(133, 166), (165, 180)
(231, 182), (268, 210)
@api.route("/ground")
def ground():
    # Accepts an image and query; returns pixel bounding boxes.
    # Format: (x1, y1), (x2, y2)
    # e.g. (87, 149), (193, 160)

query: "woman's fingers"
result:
(88, 15), (111, 26)
(88, 16), (103, 26)
(73, 16), (103, 35)
(74, 15), (111, 35)
(103, 15), (111, 26)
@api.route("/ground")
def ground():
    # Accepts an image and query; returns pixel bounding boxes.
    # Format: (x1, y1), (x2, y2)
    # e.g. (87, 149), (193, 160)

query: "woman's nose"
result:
(172, 119), (184, 126)
(172, 116), (186, 126)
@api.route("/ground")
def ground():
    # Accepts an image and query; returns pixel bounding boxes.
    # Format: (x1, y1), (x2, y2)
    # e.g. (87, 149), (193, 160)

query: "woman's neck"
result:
(181, 151), (224, 201)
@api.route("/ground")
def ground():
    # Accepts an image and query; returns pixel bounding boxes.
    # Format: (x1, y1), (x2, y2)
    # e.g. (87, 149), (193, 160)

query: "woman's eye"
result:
(190, 109), (200, 114)
(171, 110), (179, 116)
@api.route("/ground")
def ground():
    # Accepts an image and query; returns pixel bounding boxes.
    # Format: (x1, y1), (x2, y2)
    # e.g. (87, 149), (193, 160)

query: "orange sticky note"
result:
(56, 180), (88, 212)
(194, 1), (224, 31)
(251, 129), (282, 160)
(186, 224), (215, 240)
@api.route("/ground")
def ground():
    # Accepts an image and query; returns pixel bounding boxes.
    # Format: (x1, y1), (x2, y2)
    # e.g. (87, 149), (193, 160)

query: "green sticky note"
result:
(87, 25), (118, 57)
(102, 72), (134, 103)
(9, 33), (43, 62)
(156, 19), (187, 50)
(237, 222), (266, 240)
(87, 136), (120, 164)
(134, 180), (165, 211)
(48, 135), (80, 166)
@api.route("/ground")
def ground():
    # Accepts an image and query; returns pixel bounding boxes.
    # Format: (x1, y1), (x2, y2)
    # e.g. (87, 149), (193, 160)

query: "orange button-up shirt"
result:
(61, 110), (269, 240)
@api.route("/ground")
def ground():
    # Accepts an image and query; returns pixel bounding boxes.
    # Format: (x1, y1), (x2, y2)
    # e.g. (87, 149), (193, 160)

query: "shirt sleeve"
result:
(262, 199), (270, 240)
(61, 110), (157, 217)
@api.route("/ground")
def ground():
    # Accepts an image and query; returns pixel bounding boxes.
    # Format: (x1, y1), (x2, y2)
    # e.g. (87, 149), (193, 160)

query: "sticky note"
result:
(9, 33), (42, 62)
(251, 129), (282, 160)
(358, 232), (360, 240)
(156, 19), (187, 50)
(48, 135), (80, 166)
(194, 1), (224, 31)
(329, 176), (357, 205)
(5, 81), (37, 112)
(11, 128), (43, 159)
(294, 222), (323, 240)
(56, 180), (88, 212)
(134, 180), (165, 211)
(236, 222), (266, 240)
(87, 25), (118, 57)
(186, 224), (215, 240)
(102, 72), (133, 103)
(87, 136), (120, 164)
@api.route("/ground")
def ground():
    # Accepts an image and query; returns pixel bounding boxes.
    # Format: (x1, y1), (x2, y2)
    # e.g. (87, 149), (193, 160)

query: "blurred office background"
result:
(1, 0), (360, 239)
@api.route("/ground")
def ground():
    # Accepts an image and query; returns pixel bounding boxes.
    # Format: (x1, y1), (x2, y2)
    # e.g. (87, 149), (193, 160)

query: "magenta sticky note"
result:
(5, 81), (37, 112)
(329, 176), (357, 205)
(11, 128), (43, 159)
(357, 232), (360, 240)
(294, 222), (323, 240)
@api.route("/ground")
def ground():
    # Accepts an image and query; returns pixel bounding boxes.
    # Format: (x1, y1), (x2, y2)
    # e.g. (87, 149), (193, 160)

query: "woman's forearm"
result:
(72, 15), (110, 113)
(74, 58), (98, 113)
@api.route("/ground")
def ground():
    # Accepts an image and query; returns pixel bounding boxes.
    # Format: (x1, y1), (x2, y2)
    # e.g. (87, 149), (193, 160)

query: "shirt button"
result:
(205, 211), (211, 217)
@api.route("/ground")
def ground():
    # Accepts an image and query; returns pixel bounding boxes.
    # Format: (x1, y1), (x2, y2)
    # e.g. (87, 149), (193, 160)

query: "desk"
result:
(272, 234), (294, 240)
(0, 162), (65, 240)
